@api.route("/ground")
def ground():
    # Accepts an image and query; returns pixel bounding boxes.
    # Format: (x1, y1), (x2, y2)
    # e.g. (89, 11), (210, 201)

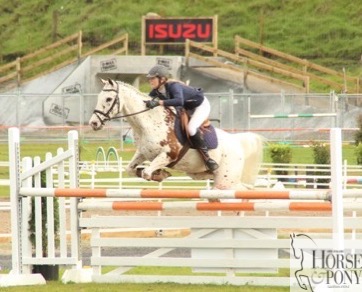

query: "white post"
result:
(62, 130), (92, 284)
(91, 162), (95, 189)
(57, 148), (67, 259)
(68, 130), (81, 268)
(21, 157), (33, 274)
(8, 128), (21, 274)
(330, 128), (344, 250)
(2, 128), (46, 286)
(119, 157), (122, 189)
(33, 156), (43, 259)
(46, 152), (55, 258)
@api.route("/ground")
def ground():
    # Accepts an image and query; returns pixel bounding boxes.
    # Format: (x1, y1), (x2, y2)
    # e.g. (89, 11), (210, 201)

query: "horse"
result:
(89, 78), (264, 191)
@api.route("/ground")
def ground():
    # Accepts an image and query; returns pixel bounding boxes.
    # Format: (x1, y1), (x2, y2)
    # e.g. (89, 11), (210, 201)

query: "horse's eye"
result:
(106, 97), (113, 103)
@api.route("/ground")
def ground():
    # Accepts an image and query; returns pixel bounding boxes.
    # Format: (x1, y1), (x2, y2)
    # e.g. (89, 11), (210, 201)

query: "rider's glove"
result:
(145, 100), (160, 109)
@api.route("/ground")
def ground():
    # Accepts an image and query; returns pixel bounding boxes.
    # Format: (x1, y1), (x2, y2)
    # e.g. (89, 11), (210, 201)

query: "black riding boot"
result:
(190, 131), (219, 171)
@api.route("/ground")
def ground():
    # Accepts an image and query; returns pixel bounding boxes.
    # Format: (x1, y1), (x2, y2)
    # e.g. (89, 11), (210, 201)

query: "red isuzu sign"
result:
(145, 18), (214, 43)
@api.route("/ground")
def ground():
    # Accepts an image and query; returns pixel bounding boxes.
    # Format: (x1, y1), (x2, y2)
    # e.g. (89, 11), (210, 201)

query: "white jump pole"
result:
(330, 128), (344, 250)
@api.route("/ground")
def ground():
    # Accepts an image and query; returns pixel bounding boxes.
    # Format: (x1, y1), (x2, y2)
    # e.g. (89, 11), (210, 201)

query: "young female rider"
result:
(145, 64), (219, 172)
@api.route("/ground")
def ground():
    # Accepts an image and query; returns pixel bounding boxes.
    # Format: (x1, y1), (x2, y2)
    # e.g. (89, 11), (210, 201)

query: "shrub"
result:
(311, 142), (330, 165)
(355, 114), (362, 145)
(269, 144), (292, 181)
(311, 141), (330, 188)
(355, 143), (362, 165)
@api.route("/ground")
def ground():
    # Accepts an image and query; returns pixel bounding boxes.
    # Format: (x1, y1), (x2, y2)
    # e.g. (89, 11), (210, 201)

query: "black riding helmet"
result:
(146, 65), (170, 79)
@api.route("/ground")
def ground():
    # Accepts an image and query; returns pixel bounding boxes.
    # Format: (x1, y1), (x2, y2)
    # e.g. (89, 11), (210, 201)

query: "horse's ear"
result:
(108, 78), (114, 87)
(100, 78), (107, 85)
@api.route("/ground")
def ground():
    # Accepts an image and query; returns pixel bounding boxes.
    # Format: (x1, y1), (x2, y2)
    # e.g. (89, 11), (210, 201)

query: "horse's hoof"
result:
(208, 198), (220, 203)
(141, 169), (152, 181)
(151, 169), (172, 182)
(135, 167), (144, 178)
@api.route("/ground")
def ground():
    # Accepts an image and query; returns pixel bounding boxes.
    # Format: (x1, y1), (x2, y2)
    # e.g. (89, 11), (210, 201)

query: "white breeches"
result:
(187, 97), (211, 136)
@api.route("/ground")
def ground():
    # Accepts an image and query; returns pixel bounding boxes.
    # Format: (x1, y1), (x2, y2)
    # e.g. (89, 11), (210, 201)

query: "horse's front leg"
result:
(142, 152), (171, 181)
(126, 150), (146, 177)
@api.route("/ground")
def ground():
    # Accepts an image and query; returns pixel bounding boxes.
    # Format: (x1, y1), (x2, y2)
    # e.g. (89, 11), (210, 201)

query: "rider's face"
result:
(148, 77), (165, 90)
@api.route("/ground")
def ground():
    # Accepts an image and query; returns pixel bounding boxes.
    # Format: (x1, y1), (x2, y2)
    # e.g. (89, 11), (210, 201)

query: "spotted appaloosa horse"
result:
(89, 78), (264, 191)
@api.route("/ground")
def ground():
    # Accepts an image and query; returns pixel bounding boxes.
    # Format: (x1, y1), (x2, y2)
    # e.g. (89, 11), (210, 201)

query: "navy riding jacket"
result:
(149, 81), (204, 110)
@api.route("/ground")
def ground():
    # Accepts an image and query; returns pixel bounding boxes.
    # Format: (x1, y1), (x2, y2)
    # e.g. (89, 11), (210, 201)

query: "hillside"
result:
(0, 0), (361, 76)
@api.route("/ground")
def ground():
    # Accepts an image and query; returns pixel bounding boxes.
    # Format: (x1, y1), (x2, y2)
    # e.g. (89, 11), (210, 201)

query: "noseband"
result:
(92, 85), (120, 126)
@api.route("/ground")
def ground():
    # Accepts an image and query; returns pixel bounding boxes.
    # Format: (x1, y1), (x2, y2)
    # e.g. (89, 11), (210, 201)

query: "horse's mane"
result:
(117, 80), (151, 100)
(115, 80), (176, 116)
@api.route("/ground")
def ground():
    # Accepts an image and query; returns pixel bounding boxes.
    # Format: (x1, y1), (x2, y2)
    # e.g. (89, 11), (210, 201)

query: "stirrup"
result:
(205, 158), (219, 171)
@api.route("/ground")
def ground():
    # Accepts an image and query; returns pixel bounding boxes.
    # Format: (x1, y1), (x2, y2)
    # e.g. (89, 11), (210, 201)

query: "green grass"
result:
(0, 266), (290, 291)
(0, 0), (361, 77)
(123, 266), (290, 277)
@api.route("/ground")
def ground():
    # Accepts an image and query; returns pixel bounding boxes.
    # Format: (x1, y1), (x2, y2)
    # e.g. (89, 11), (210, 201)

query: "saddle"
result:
(137, 108), (218, 182)
(167, 108), (218, 168)
(175, 108), (218, 149)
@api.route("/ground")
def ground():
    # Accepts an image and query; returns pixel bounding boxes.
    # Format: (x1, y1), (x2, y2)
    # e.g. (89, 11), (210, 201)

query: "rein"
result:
(93, 83), (151, 125)
(107, 108), (151, 120)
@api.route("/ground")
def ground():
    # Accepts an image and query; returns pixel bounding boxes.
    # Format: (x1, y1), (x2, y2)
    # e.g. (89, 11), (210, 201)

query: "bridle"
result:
(92, 82), (151, 125)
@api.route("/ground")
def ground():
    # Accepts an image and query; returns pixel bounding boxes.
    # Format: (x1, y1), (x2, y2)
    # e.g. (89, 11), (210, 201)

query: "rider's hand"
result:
(145, 100), (160, 109)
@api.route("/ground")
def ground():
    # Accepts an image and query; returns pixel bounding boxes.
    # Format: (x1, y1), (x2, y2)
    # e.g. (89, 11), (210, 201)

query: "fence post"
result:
(8, 128), (21, 274)
(77, 30), (82, 61)
(3, 128), (46, 286)
(212, 15), (218, 57)
(330, 128), (344, 250)
(67, 130), (81, 268)
(16, 57), (21, 87)
(304, 75), (310, 93)
(185, 39), (190, 67)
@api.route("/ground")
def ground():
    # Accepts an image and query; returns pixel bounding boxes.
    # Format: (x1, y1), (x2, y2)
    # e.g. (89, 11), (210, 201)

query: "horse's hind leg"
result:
(240, 134), (263, 186)
(212, 165), (246, 190)
(211, 148), (245, 190)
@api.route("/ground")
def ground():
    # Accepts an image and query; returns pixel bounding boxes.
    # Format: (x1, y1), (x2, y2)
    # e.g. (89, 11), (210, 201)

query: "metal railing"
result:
(0, 91), (360, 142)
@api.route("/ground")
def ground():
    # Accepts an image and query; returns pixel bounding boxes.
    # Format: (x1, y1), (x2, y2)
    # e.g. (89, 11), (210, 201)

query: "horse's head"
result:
(89, 78), (121, 131)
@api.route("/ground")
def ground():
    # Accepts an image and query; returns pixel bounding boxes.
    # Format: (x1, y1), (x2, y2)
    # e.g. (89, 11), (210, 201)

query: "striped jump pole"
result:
(250, 113), (337, 119)
(19, 188), (333, 200)
(75, 200), (362, 212)
(78, 200), (335, 212)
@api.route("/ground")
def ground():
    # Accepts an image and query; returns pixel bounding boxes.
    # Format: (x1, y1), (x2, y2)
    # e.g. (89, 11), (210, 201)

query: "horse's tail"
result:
(239, 133), (265, 186)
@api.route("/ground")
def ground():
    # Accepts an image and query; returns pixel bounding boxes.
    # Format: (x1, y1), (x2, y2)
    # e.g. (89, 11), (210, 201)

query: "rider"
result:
(145, 64), (219, 172)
